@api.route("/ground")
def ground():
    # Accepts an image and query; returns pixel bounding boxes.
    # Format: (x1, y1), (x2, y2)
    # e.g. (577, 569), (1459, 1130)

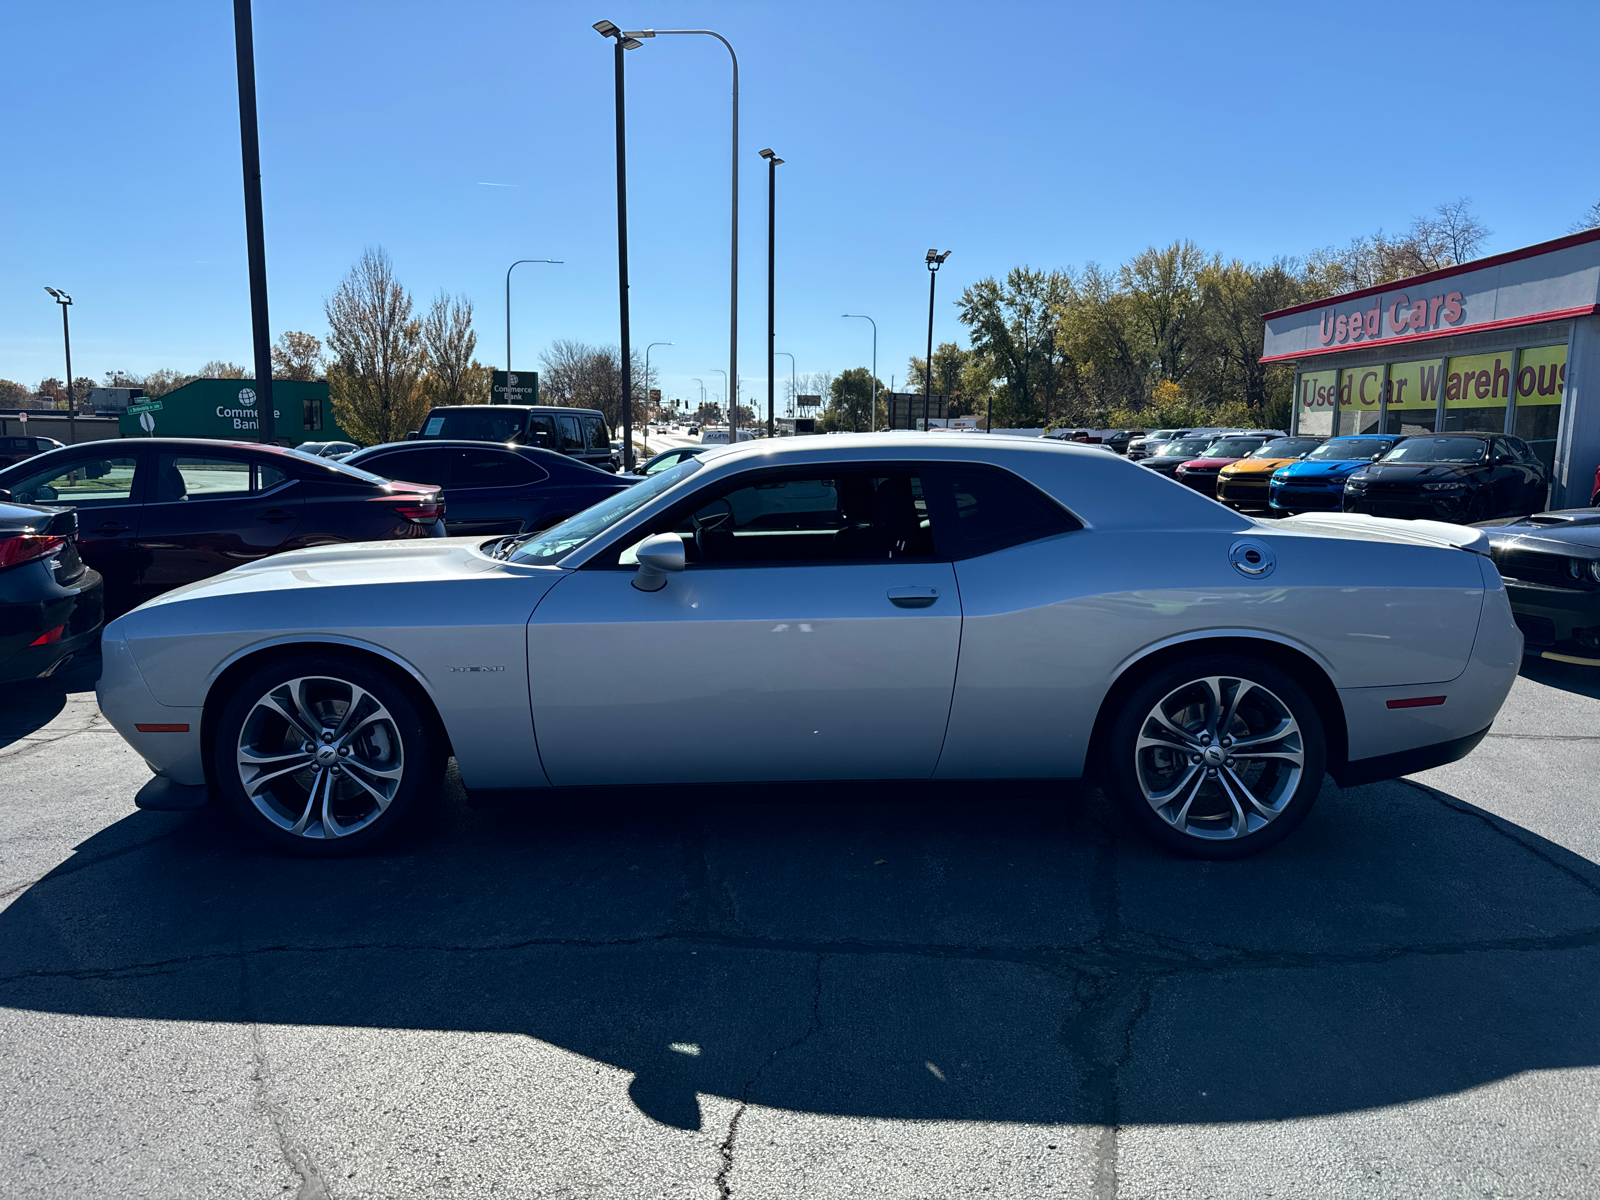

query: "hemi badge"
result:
(448, 665), (505, 673)
(135, 723), (191, 733)
(1386, 696), (1445, 710)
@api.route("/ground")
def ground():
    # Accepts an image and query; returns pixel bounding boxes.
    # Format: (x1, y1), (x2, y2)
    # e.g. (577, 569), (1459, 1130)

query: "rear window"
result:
(926, 465), (1079, 559)
(420, 408), (525, 442)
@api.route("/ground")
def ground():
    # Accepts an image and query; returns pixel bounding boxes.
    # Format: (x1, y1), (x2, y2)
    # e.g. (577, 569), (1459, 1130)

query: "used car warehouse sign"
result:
(1261, 229), (1600, 362)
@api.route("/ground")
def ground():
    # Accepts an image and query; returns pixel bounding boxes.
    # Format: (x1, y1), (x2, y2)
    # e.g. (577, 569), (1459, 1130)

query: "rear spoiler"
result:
(1276, 511), (1492, 556)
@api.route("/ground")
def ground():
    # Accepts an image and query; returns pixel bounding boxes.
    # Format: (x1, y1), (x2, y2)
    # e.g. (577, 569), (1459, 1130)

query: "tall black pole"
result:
(613, 40), (633, 472)
(61, 303), (75, 443)
(766, 155), (776, 441)
(925, 268), (938, 419)
(233, 0), (275, 445)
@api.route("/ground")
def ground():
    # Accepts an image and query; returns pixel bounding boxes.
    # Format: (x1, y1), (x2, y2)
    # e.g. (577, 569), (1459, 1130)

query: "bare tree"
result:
(420, 292), (478, 406)
(271, 331), (325, 381)
(199, 360), (248, 378)
(539, 339), (647, 430)
(324, 248), (427, 445)
(1572, 200), (1600, 234)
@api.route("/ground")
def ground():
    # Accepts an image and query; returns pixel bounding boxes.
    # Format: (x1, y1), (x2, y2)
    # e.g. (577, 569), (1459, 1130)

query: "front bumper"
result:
(95, 626), (205, 785)
(1344, 493), (1468, 521)
(1269, 483), (1343, 512)
(1176, 471), (1220, 497)
(1500, 578), (1600, 656)
(1216, 477), (1270, 506)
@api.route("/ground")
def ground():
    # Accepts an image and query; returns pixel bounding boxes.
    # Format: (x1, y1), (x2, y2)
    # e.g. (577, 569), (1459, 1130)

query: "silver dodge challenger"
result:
(97, 434), (1520, 859)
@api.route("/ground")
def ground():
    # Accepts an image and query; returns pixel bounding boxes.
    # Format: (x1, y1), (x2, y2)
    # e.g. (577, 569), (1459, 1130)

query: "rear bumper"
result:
(0, 562), (104, 684)
(1333, 724), (1492, 788)
(1501, 579), (1600, 653)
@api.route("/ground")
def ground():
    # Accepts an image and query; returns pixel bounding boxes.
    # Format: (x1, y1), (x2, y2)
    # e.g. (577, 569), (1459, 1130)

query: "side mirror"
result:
(0, 488), (11, 501)
(632, 533), (686, 592)
(406, 431), (420, 440)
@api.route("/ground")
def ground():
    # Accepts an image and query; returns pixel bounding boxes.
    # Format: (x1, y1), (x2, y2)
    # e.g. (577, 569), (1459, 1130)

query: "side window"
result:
(527, 415), (558, 449)
(617, 469), (937, 567)
(255, 463), (289, 491)
(448, 449), (546, 489)
(302, 397), (324, 432)
(7, 454), (141, 507)
(923, 465), (1079, 559)
(557, 415), (584, 452)
(583, 416), (611, 450)
(154, 455), (252, 502)
(362, 449), (448, 487)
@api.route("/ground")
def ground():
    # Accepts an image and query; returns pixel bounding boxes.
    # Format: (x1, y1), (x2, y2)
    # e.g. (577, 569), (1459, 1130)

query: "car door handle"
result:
(887, 587), (940, 609)
(256, 509), (293, 523)
(95, 521), (133, 535)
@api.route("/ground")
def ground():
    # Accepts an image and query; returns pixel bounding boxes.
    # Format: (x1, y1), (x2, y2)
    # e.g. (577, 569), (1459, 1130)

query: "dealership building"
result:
(1262, 227), (1600, 507)
(115, 378), (347, 446)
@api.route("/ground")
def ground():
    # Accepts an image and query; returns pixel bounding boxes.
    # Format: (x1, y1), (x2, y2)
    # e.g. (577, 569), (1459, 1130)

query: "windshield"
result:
(420, 408), (525, 441)
(1165, 438), (1215, 456)
(1202, 438), (1265, 458)
(1381, 437), (1488, 464)
(508, 459), (702, 565)
(1250, 438), (1320, 459)
(1305, 437), (1394, 462)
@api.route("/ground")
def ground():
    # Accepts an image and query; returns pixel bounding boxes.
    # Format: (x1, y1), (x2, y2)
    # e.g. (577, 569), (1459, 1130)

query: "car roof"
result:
(426, 404), (605, 417)
(349, 439), (584, 465)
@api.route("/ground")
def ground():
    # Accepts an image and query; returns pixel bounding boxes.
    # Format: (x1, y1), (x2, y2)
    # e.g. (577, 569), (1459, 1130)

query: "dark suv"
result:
(414, 405), (617, 471)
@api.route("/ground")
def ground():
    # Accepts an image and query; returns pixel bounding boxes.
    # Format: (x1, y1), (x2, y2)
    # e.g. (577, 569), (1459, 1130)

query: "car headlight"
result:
(1345, 479), (1367, 491)
(1422, 482), (1467, 491)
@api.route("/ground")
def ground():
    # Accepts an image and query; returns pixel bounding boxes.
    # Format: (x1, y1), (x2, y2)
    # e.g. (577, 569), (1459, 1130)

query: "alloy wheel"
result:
(1133, 674), (1305, 841)
(235, 675), (405, 839)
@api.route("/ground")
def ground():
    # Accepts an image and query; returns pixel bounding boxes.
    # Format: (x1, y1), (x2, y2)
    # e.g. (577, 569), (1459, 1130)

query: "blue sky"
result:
(4, 0), (1598, 409)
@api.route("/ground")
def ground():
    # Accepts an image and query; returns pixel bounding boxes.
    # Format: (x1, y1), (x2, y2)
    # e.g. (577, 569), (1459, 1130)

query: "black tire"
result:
(212, 654), (444, 857)
(1105, 655), (1327, 860)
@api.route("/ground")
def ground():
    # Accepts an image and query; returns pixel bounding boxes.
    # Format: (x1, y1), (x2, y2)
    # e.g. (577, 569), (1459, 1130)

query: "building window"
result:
(303, 397), (323, 431)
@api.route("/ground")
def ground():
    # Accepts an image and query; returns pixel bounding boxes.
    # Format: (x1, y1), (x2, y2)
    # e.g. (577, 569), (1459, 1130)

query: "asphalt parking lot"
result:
(2, 650), (1599, 1198)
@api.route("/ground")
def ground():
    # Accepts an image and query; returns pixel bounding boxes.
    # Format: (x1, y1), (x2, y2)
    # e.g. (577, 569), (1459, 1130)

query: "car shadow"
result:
(0, 643), (101, 751)
(1, 771), (1597, 1131)
(1518, 654), (1600, 701)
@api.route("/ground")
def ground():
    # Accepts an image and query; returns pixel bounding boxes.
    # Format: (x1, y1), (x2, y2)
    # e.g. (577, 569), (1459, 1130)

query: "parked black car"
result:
(344, 440), (632, 536)
(1136, 434), (1235, 479)
(1342, 433), (1549, 523)
(0, 500), (103, 682)
(1484, 509), (1600, 664)
(0, 439), (443, 616)
(413, 405), (617, 471)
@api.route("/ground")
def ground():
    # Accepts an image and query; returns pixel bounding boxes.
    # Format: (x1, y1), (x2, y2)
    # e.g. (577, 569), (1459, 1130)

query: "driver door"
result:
(526, 465), (961, 785)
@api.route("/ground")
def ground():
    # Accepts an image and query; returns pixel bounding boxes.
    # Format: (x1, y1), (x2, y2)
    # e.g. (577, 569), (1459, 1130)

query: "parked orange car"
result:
(1215, 436), (1324, 510)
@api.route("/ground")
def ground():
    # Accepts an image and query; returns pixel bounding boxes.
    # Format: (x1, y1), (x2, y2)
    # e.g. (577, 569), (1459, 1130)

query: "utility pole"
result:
(233, 0), (275, 444)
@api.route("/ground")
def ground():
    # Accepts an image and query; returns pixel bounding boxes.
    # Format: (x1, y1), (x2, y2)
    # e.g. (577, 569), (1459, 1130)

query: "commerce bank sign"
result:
(1261, 229), (1600, 363)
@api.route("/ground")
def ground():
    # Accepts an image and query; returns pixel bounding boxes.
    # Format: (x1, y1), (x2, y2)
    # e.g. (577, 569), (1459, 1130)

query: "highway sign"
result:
(127, 401), (164, 415)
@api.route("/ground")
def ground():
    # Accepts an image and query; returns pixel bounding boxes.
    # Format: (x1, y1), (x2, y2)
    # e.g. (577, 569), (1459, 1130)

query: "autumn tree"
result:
(271, 331), (325, 381)
(199, 360), (247, 378)
(418, 292), (485, 407)
(324, 248), (428, 445)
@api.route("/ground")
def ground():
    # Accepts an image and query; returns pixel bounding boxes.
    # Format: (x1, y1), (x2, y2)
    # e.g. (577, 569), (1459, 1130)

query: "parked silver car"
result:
(98, 434), (1518, 859)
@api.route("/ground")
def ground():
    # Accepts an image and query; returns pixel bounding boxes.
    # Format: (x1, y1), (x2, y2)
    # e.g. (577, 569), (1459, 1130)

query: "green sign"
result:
(491, 371), (538, 404)
(127, 400), (163, 415)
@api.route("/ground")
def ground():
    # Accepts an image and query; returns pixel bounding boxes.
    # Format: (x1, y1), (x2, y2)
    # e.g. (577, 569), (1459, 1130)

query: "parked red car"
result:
(0, 435), (64, 468)
(1592, 463), (1599, 507)
(1173, 434), (1277, 498)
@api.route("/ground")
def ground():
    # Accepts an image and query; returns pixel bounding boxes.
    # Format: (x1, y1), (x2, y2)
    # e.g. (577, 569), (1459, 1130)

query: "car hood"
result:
(1221, 457), (1296, 476)
(1274, 459), (1374, 480)
(1485, 509), (1600, 553)
(1179, 456), (1241, 470)
(1271, 512), (1491, 556)
(1350, 463), (1478, 482)
(124, 537), (534, 612)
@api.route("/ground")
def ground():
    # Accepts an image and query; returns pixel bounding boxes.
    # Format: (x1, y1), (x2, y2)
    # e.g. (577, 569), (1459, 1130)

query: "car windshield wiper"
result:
(488, 534), (531, 561)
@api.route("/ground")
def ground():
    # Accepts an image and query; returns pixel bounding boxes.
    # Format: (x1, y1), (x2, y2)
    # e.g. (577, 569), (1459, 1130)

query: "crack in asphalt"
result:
(0, 707), (114, 762)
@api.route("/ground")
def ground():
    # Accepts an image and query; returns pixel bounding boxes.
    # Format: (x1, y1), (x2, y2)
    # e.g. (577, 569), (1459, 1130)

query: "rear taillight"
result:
(0, 533), (66, 570)
(373, 492), (444, 525)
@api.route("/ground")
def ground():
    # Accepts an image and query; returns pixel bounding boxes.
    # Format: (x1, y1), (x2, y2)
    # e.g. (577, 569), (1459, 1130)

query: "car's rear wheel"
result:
(1106, 655), (1326, 859)
(213, 655), (443, 856)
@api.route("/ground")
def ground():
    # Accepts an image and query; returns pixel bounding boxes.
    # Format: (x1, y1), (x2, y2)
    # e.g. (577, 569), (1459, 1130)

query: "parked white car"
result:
(98, 434), (1519, 859)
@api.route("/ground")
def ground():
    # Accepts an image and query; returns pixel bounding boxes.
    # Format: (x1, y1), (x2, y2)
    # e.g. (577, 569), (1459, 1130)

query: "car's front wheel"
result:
(1105, 655), (1327, 859)
(213, 655), (444, 856)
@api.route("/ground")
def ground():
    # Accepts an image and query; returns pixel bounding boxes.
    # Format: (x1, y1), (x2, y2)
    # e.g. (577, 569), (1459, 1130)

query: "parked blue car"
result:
(343, 440), (634, 537)
(1269, 434), (1407, 514)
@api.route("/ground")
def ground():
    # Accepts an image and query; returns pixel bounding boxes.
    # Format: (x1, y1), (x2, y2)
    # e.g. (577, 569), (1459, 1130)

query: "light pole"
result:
(593, 20), (644, 468)
(615, 27), (740, 446)
(925, 249), (951, 429)
(233, 0), (275, 445)
(692, 377), (705, 421)
(643, 341), (671, 456)
(712, 368), (728, 432)
(842, 314), (877, 432)
(776, 351), (796, 421)
(43, 287), (73, 409)
(505, 258), (562, 376)
(759, 148), (784, 440)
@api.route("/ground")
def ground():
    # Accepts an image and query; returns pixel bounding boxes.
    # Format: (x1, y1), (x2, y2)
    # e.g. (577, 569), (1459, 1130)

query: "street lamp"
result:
(842, 314), (877, 432)
(43, 288), (74, 416)
(759, 147), (784, 440)
(711, 368), (728, 431)
(692, 377), (705, 417)
(594, 20), (645, 468)
(643, 341), (671, 456)
(505, 258), (562, 377)
(776, 351), (796, 421)
(613, 26), (741, 446)
(925, 249), (951, 428)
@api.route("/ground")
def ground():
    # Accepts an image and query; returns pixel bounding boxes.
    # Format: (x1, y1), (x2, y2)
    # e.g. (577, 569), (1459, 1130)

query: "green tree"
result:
(822, 367), (883, 432)
(957, 268), (1072, 427)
